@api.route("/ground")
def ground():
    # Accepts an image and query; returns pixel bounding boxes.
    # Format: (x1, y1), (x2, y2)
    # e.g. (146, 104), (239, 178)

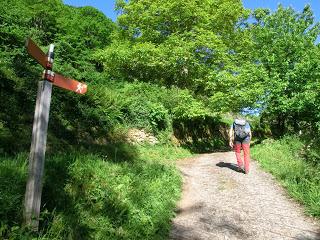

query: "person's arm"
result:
(229, 125), (234, 148)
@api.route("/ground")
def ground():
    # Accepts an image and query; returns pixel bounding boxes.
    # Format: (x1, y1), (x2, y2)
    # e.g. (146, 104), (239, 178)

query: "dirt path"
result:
(170, 152), (320, 240)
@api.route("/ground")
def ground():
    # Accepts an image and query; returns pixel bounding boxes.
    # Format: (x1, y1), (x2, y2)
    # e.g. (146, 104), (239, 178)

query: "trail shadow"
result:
(171, 204), (252, 240)
(216, 162), (243, 173)
(295, 231), (320, 240)
(170, 223), (202, 240)
(170, 202), (206, 240)
(175, 202), (205, 215)
(199, 215), (252, 239)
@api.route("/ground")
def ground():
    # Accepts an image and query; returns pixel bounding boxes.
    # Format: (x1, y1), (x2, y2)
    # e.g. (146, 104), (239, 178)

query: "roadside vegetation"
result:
(252, 136), (320, 217)
(0, 145), (191, 239)
(1, 0), (320, 238)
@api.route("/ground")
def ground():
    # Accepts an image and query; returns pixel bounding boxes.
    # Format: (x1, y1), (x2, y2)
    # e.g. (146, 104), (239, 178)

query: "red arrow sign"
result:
(26, 38), (87, 95)
(53, 73), (87, 94)
(26, 38), (47, 69)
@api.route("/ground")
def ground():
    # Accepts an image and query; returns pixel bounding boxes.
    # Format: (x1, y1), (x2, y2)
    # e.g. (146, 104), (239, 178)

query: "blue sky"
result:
(63, 0), (117, 20)
(243, 0), (319, 22)
(63, 0), (320, 23)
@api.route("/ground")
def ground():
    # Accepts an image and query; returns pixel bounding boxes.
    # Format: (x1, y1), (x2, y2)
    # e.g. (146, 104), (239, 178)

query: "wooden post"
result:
(24, 80), (52, 230)
(24, 43), (54, 230)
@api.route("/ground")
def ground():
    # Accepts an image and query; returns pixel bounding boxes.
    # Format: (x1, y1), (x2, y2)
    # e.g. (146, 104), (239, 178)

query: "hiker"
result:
(229, 118), (252, 174)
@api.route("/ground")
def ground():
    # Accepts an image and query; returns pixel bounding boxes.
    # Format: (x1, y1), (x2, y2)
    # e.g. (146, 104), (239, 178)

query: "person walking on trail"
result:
(229, 118), (252, 174)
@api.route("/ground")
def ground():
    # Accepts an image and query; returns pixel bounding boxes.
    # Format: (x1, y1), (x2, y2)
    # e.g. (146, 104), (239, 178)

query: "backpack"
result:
(233, 119), (250, 139)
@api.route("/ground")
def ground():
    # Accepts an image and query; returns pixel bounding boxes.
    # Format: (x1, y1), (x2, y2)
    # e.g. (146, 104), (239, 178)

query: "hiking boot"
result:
(237, 166), (244, 173)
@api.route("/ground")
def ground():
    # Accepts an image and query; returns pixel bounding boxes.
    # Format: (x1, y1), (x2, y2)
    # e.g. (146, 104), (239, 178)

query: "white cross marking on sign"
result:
(76, 83), (85, 93)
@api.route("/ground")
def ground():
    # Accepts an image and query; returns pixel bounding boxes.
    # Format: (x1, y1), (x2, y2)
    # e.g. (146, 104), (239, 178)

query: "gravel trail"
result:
(170, 152), (320, 240)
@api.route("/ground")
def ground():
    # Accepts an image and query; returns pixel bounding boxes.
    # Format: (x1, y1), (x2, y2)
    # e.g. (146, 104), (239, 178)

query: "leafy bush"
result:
(124, 100), (170, 134)
(173, 116), (229, 153)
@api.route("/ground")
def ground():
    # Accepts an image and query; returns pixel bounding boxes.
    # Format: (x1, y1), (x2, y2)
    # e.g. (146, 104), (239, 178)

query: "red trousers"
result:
(234, 143), (250, 173)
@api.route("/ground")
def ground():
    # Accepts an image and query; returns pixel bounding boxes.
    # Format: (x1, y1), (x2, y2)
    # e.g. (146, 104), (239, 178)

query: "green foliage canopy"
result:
(249, 5), (320, 134)
(96, 0), (263, 114)
(0, 0), (116, 153)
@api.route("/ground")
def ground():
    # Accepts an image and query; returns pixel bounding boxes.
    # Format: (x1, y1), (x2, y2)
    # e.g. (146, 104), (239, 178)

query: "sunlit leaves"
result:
(250, 5), (320, 133)
(96, 0), (255, 115)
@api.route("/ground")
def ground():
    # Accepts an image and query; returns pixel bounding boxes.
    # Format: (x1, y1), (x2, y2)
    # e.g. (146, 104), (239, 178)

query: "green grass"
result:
(0, 153), (28, 227)
(137, 144), (192, 163)
(0, 144), (192, 239)
(251, 136), (320, 217)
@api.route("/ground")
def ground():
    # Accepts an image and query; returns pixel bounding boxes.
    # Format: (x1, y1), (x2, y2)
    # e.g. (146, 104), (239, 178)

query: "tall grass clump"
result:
(251, 136), (320, 217)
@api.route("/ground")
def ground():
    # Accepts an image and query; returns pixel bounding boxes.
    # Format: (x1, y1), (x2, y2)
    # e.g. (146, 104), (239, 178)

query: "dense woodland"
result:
(1, 0), (320, 239)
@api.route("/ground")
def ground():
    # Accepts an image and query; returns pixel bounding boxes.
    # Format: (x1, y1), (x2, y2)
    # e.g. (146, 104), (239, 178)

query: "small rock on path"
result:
(170, 152), (320, 240)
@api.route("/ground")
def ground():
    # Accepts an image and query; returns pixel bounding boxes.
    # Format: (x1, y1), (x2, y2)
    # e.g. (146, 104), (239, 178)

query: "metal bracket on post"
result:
(42, 69), (55, 82)
(46, 44), (54, 69)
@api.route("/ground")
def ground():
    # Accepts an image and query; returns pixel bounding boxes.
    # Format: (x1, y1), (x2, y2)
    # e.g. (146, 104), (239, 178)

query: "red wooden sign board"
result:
(54, 73), (87, 94)
(26, 38), (87, 94)
(26, 38), (47, 68)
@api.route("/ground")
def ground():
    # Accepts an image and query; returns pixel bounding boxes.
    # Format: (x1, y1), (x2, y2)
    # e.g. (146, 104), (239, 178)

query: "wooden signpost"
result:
(24, 38), (87, 230)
